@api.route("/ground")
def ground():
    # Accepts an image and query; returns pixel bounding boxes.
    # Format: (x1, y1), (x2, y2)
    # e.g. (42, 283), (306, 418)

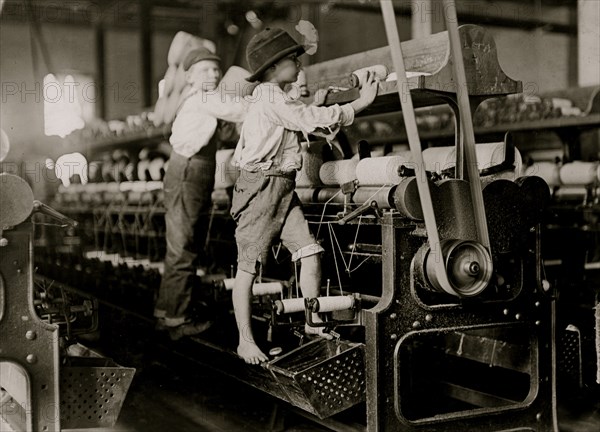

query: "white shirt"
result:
(170, 88), (247, 158)
(234, 83), (355, 172)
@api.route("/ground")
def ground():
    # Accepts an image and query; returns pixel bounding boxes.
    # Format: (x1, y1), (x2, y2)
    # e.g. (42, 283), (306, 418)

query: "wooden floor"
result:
(2, 352), (600, 432)
(2, 316), (599, 432)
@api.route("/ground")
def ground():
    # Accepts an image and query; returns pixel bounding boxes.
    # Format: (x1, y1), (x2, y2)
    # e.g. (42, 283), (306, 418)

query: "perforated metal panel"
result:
(60, 359), (135, 429)
(557, 325), (582, 388)
(269, 339), (365, 419)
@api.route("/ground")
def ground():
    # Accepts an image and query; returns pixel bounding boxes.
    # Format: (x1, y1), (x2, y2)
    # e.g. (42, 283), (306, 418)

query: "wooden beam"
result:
(140, 0), (152, 108)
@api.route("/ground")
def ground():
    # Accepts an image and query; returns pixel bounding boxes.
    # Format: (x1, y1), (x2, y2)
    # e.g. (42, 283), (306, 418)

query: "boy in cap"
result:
(155, 47), (246, 340)
(231, 27), (378, 364)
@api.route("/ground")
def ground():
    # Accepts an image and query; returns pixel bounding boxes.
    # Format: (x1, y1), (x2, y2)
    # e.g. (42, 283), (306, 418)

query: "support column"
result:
(578, 0), (600, 86)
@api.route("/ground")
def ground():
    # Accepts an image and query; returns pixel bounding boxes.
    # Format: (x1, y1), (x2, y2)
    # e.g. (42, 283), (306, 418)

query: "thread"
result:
(313, 296), (354, 313)
(559, 161), (599, 185)
(355, 153), (413, 186)
(275, 298), (306, 314)
(350, 65), (388, 88)
(319, 160), (358, 185)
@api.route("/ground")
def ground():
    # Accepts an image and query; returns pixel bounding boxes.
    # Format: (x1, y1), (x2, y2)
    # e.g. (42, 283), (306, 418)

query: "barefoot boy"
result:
(231, 28), (378, 364)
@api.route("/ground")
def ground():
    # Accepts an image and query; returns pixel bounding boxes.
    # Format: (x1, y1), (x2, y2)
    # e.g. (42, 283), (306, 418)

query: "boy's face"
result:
(272, 53), (301, 84)
(186, 60), (221, 91)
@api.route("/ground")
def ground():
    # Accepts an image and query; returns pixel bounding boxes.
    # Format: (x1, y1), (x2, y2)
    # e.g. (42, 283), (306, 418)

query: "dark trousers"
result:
(154, 152), (215, 326)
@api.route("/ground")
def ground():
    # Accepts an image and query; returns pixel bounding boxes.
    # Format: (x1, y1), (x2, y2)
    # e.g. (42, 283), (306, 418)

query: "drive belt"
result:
(380, 0), (491, 296)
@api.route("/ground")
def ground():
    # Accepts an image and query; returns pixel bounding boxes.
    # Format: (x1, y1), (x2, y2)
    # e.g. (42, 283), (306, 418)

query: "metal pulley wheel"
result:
(0, 173), (34, 228)
(424, 239), (493, 297)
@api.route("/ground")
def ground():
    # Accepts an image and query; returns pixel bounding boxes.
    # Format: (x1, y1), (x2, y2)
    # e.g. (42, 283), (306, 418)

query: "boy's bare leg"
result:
(299, 254), (332, 339)
(233, 269), (269, 364)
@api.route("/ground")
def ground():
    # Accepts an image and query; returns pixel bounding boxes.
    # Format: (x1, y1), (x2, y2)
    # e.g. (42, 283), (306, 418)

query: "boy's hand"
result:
(349, 71), (379, 114)
(358, 71), (378, 105)
(313, 88), (329, 106)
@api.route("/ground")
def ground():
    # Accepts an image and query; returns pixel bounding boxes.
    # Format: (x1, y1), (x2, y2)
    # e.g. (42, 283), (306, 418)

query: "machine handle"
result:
(33, 201), (78, 228)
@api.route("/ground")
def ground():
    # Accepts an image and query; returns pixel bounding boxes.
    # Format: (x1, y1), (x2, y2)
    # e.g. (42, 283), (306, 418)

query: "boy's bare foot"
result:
(237, 341), (269, 365)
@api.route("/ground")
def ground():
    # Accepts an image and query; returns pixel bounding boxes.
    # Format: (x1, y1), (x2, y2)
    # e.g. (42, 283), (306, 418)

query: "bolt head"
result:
(25, 330), (36, 340)
(26, 354), (37, 364)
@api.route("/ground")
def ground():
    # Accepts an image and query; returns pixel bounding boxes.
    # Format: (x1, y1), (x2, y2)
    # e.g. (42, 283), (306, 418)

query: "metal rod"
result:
(33, 201), (78, 227)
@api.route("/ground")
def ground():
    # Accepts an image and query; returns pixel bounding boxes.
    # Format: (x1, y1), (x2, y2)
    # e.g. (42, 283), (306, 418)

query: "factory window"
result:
(43, 73), (95, 138)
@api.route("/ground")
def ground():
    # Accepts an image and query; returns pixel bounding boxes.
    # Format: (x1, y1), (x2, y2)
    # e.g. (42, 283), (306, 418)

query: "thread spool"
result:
(146, 181), (163, 191)
(129, 181), (148, 193)
(422, 146), (455, 174)
(525, 162), (560, 188)
(252, 282), (284, 296)
(350, 65), (388, 88)
(319, 160), (358, 186)
(222, 279), (283, 296)
(422, 142), (522, 178)
(148, 158), (166, 181)
(275, 298), (306, 314)
(296, 149), (324, 187)
(312, 296), (354, 313)
(352, 186), (396, 209)
(137, 159), (150, 181)
(88, 161), (102, 182)
(355, 154), (413, 186)
(119, 181), (136, 192)
(296, 188), (320, 203)
(554, 186), (588, 201)
(316, 188), (346, 204)
(559, 162), (599, 185)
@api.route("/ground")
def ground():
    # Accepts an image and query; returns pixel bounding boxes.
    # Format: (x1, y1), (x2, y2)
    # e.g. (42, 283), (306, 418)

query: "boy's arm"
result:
(270, 73), (379, 133)
(194, 91), (247, 123)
